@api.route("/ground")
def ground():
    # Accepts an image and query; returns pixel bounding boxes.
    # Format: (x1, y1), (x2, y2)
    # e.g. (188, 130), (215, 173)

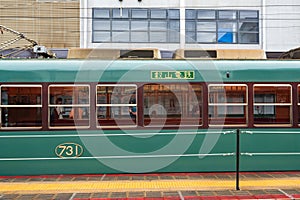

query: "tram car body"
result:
(0, 59), (300, 175)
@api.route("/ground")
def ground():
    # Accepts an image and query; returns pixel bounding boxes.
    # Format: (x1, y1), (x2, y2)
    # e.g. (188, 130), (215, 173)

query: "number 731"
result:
(55, 143), (83, 158)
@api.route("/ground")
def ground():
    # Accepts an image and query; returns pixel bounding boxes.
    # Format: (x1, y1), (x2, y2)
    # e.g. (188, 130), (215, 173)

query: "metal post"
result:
(236, 129), (240, 190)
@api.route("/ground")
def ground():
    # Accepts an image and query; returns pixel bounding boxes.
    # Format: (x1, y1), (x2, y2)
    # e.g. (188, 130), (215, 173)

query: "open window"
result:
(0, 85), (42, 129)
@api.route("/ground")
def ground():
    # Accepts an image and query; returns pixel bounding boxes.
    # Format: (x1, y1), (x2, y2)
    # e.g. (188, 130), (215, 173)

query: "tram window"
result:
(208, 84), (247, 126)
(298, 85), (300, 125)
(0, 85), (42, 129)
(143, 83), (202, 127)
(49, 85), (90, 128)
(254, 84), (292, 126)
(96, 84), (137, 127)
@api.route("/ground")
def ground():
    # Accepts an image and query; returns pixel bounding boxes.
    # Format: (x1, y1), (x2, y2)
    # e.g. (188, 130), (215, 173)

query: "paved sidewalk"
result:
(0, 172), (300, 199)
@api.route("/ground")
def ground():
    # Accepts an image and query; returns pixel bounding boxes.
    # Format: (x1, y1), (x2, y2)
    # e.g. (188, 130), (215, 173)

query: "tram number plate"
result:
(55, 143), (83, 158)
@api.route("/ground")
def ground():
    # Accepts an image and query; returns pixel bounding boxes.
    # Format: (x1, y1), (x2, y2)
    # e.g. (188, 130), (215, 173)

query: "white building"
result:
(80, 0), (300, 55)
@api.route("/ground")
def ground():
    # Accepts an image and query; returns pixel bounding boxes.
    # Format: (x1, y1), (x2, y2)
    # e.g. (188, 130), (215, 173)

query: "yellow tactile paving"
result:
(0, 179), (300, 194)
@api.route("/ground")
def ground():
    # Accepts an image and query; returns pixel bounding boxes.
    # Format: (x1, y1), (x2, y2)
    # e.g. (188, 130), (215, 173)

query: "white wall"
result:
(185, 0), (261, 9)
(265, 0), (300, 51)
(87, 0), (180, 8)
(81, 0), (300, 52)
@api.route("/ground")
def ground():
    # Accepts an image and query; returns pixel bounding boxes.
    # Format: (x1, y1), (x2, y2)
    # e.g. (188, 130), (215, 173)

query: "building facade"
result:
(1, 0), (299, 57)
(0, 0), (79, 49)
(81, 0), (300, 54)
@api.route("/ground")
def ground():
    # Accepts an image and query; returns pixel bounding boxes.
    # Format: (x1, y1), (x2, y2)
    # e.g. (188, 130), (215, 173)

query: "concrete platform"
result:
(0, 172), (300, 199)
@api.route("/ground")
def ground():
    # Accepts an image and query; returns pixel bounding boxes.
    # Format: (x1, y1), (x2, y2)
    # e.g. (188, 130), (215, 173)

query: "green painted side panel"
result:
(240, 129), (300, 171)
(0, 60), (300, 83)
(0, 157), (235, 176)
(0, 129), (235, 175)
(1, 128), (300, 175)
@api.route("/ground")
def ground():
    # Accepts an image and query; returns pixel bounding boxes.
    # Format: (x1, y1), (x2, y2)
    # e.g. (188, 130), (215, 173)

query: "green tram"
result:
(0, 59), (300, 176)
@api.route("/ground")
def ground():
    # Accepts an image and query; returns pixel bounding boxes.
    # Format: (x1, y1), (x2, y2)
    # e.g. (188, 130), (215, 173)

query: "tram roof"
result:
(0, 59), (300, 83)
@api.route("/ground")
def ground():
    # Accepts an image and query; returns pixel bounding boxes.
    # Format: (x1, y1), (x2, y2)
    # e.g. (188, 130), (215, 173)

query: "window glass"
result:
(186, 9), (196, 19)
(297, 85), (300, 125)
(151, 9), (167, 19)
(168, 31), (180, 43)
(239, 33), (259, 44)
(239, 22), (258, 32)
(112, 8), (129, 18)
(208, 85), (247, 126)
(132, 9), (148, 18)
(254, 86), (291, 104)
(218, 32), (237, 43)
(240, 11), (258, 20)
(254, 85), (292, 126)
(197, 22), (216, 31)
(218, 22), (237, 32)
(112, 32), (130, 42)
(0, 85), (42, 128)
(112, 21), (129, 31)
(218, 10), (237, 19)
(218, 22), (237, 43)
(49, 85), (90, 128)
(197, 10), (216, 19)
(197, 32), (216, 43)
(150, 32), (167, 42)
(297, 86), (300, 104)
(92, 8), (180, 43)
(186, 21), (196, 31)
(150, 21), (168, 31)
(93, 20), (111, 31)
(131, 21), (148, 31)
(169, 20), (180, 31)
(93, 32), (110, 42)
(131, 32), (148, 42)
(185, 9), (259, 45)
(168, 9), (180, 19)
(94, 9), (110, 18)
(186, 31), (196, 43)
(143, 84), (202, 127)
(97, 85), (137, 127)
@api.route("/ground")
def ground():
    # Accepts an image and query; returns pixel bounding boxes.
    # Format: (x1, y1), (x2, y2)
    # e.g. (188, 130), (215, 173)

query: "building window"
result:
(92, 8), (180, 43)
(186, 9), (259, 44)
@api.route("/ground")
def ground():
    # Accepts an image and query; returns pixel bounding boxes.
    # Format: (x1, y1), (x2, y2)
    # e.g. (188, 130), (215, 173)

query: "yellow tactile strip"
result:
(0, 179), (300, 194)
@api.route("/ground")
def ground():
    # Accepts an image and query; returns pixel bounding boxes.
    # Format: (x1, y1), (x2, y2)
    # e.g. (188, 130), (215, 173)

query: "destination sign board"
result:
(151, 71), (195, 80)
